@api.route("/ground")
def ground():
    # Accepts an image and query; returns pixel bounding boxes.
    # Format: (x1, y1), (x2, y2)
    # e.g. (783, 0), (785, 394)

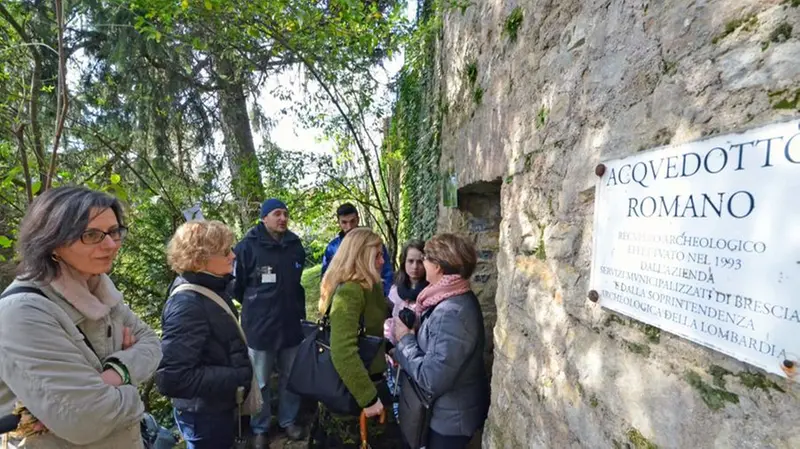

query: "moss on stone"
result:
(708, 365), (732, 388)
(638, 323), (661, 344)
(626, 428), (658, 449)
(768, 89), (800, 110)
(464, 60), (478, 86)
(473, 86), (484, 105)
(735, 371), (786, 393)
(662, 59), (677, 76)
(503, 6), (524, 43)
(590, 395), (599, 408)
(769, 22), (793, 42)
(535, 106), (549, 129)
(712, 14), (758, 44)
(626, 341), (651, 357)
(684, 370), (739, 410)
(604, 313), (626, 327)
(534, 225), (546, 260)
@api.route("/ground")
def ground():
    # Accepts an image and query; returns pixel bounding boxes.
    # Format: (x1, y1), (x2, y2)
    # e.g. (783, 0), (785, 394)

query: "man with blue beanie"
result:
(233, 198), (306, 446)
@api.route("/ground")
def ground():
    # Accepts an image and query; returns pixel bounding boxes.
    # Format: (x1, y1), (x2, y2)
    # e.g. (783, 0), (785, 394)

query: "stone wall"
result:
(432, 0), (800, 447)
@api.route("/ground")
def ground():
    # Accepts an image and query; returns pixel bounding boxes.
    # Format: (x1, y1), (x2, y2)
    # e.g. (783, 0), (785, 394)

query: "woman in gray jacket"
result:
(393, 233), (489, 449)
(0, 186), (162, 449)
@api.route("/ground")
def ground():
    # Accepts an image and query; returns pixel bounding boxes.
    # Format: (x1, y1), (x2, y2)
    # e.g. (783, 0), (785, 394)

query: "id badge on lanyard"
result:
(260, 266), (277, 284)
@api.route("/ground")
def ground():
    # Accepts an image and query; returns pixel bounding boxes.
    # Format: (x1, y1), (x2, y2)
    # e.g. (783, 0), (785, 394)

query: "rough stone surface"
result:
(432, 1), (800, 448)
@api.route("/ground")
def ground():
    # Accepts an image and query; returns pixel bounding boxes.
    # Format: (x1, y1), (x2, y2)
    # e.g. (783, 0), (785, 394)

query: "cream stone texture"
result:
(431, 0), (800, 447)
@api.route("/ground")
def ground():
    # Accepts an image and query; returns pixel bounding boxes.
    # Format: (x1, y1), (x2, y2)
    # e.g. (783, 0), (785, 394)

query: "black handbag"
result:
(396, 303), (446, 448)
(397, 370), (433, 449)
(287, 296), (384, 416)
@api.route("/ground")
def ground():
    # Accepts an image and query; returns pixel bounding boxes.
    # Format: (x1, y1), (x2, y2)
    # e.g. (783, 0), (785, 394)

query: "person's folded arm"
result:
(0, 296), (143, 445)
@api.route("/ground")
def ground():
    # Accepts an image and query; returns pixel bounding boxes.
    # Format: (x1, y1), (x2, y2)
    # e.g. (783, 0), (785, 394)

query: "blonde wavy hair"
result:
(167, 220), (234, 273)
(319, 227), (383, 316)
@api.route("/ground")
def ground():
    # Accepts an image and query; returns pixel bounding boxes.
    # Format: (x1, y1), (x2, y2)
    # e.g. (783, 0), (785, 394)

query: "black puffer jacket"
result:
(155, 272), (252, 413)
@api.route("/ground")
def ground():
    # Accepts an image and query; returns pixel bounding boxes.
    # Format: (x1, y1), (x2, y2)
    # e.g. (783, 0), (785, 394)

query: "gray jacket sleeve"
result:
(107, 302), (162, 386)
(0, 295), (143, 445)
(395, 306), (477, 399)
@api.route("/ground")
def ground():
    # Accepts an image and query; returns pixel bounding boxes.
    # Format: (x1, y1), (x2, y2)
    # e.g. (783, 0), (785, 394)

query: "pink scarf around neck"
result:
(416, 274), (471, 317)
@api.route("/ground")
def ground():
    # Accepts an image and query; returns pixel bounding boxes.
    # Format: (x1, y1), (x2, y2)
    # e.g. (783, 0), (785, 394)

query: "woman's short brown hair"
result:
(16, 186), (125, 282)
(167, 220), (234, 273)
(424, 233), (477, 279)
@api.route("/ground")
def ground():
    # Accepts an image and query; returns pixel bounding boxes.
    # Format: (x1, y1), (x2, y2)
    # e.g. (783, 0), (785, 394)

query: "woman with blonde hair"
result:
(308, 227), (400, 448)
(156, 220), (257, 449)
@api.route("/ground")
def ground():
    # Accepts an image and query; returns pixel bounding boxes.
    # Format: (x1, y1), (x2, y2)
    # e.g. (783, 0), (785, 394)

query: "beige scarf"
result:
(49, 262), (122, 320)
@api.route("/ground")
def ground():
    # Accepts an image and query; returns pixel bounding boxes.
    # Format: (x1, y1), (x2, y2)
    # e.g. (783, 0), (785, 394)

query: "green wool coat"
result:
(329, 281), (388, 408)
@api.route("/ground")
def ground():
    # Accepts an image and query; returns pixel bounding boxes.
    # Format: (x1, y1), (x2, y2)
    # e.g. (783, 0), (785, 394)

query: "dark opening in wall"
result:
(457, 179), (501, 381)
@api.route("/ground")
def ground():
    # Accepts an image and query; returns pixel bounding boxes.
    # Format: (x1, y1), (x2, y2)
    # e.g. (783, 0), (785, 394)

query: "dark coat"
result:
(395, 292), (490, 437)
(156, 272), (253, 413)
(321, 232), (394, 297)
(233, 223), (307, 351)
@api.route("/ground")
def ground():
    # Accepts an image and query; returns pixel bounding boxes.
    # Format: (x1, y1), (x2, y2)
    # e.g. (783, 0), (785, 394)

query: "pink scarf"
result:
(416, 274), (471, 317)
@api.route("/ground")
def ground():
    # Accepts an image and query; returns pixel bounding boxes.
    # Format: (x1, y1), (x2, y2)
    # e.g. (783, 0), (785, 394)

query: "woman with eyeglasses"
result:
(393, 233), (489, 449)
(0, 186), (162, 449)
(155, 220), (255, 449)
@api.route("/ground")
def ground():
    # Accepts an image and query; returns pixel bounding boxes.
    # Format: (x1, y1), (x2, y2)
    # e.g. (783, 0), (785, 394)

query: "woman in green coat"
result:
(308, 227), (401, 448)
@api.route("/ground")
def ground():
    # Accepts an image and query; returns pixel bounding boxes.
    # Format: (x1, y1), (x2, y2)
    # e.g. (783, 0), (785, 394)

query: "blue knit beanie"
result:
(261, 198), (287, 217)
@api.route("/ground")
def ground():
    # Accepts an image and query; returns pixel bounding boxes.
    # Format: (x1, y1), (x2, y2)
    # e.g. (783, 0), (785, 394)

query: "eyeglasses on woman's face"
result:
(80, 226), (128, 245)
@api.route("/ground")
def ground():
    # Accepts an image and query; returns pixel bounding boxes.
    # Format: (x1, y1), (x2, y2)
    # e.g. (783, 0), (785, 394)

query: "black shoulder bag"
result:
(396, 305), (437, 449)
(397, 301), (480, 449)
(286, 290), (384, 416)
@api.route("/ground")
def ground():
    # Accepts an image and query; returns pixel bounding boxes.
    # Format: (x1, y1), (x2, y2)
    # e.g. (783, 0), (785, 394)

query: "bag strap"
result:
(0, 286), (45, 300)
(322, 284), (366, 332)
(0, 286), (100, 358)
(172, 283), (248, 345)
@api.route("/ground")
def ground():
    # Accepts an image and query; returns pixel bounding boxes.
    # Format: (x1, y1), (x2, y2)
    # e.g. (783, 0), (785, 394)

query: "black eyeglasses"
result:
(80, 226), (128, 245)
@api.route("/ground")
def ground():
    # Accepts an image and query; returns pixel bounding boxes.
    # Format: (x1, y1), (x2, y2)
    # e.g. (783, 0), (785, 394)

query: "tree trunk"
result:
(217, 57), (263, 226)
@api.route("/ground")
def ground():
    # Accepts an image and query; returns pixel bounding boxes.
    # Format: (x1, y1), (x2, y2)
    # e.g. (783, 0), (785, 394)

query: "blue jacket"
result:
(156, 272), (253, 413)
(321, 232), (394, 296)
(233, 223), (306, 351)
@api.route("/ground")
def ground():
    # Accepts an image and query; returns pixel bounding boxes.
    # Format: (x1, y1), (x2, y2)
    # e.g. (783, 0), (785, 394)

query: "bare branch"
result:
(257, 19), (397, 244)
(12, 123), (33, 203)
(76, 155), (119, 185)
(45, 0), (68, 191)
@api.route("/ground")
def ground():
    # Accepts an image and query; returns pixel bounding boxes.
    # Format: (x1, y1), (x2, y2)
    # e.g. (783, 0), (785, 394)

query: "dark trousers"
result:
(426, 429), (472, 449)
(402, 428), (472, 449)
(174, 408), (236, 449)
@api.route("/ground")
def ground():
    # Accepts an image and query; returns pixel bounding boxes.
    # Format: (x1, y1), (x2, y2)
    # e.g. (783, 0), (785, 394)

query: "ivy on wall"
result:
(389, 0), (444, 242)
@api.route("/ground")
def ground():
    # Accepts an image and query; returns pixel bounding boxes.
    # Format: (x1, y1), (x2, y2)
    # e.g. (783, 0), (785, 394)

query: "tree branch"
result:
(258, 19), (397, 243)
(45, 0), (68, 190)
(76, 154), (119, 185)
(0, 190), (25, 215)
(0, 4), (30, 42)
(0, 3), (47, 181)
(12, 123), (32, 203)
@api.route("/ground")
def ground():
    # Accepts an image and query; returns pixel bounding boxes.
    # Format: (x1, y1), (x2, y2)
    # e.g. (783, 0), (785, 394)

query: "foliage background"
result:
(0, 0), (445, 432)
